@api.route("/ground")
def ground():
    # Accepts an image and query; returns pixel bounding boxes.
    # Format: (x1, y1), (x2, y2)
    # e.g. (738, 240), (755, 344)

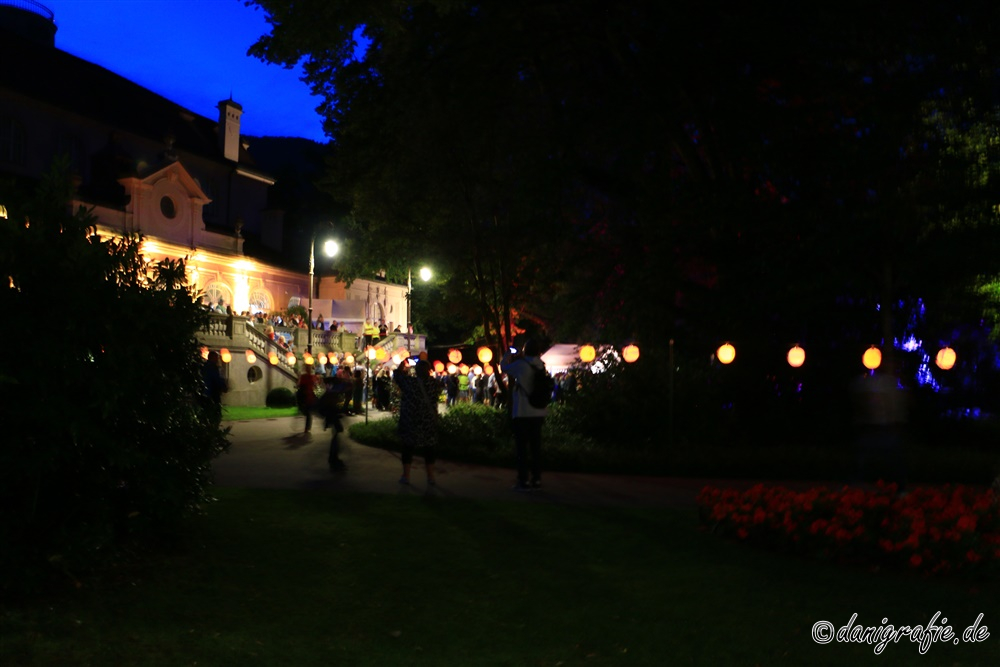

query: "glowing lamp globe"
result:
(433, 360), (445, 373)
(716, 343), (736, 365)
(447, 363), (458, 375)
(448, 348), (462, 364)
(392, 354), (402, 365)
(220, 348), (232, 364)
(579, 344), (596, 363)
(862, 346), (882, 370)
(622, 344), (640, 363)
(935, 347), (956, 370)
(268, 352), (279, 365)
(345, 354), (355, 365)
(318, 353), (328, 365)
(245, 349), (256, 364)
(472, 364), (482, 375)
(787, 345), (805, 368)
(459, 363), (470, 375)
(375, 347), (387, 361)
(477, 346), (493, 363)
(286, 352), (296, 365)
(366, 346), (377, 360)
(484, 363), (494, 375)
(303, 353), (314, 365)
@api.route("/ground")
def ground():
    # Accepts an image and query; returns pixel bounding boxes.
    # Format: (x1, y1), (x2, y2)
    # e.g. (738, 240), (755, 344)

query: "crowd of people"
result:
(288, 339), (569, 491)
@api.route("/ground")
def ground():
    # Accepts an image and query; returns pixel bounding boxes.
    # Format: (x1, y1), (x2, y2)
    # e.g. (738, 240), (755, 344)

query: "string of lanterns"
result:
(205, 339), (960, 375)
(709, 342), (956, 371)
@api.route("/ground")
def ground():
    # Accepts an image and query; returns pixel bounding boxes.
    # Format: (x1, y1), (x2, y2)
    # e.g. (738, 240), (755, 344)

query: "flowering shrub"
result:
(697, 482), (1000, 576)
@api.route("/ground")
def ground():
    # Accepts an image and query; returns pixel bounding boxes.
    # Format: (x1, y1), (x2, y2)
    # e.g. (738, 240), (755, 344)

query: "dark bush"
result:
(0, 163), (229, 595)
(266, 387), (297, 408)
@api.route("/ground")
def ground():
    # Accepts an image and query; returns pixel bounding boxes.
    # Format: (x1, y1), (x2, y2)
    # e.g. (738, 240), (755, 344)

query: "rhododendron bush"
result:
(698, 482), (1000, 576)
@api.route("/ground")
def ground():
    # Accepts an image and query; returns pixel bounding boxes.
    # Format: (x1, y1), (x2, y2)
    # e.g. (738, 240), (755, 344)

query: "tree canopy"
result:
(247, 1), (1000, 366)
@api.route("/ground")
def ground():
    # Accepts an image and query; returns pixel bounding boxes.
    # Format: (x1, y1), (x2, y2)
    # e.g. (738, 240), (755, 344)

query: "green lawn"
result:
(223, 405), (299, 421)
(2, 488), (997, 666)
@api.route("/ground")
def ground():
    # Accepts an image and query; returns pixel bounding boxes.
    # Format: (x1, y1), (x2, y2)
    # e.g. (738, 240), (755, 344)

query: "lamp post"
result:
(406, 265), (432, 353)
(308, 232), (339, 355)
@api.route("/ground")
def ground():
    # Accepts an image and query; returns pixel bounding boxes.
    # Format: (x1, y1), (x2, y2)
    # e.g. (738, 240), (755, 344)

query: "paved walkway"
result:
(213, 411), (829, 509)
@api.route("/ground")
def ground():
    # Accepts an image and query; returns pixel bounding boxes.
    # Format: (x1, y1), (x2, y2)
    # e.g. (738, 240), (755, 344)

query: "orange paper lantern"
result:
(220, 348), (232, 364)
(433, 360), (445, 373)
(935, 347), (956, 370)
(245, 349), (256, 364)
(448, 348), (462, 364)
(477, 346), (493, 363)
(716, 343), (736, 365)
(286, 351), (296, 365)
(787, 345), (805, 368)
(862, 346), (881, 370)
(579, 344), (596, 363)
(268, 352), (279, 365)
(622, 344), (640, 363)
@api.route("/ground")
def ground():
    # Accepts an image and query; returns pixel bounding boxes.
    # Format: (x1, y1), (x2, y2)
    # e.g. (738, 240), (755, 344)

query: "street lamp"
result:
(406, 265), (432, 352)
(308, 233), (340, 355)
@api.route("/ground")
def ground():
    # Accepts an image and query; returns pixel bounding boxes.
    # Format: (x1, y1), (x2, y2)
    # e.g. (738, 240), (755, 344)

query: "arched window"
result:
(204, 281), (233, 311)
(0, 116), (26, 165)
(249, 287), (273, 314)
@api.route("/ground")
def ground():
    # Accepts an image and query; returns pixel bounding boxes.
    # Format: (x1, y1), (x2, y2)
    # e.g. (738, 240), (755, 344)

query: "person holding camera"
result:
(501, 339), (548, 490)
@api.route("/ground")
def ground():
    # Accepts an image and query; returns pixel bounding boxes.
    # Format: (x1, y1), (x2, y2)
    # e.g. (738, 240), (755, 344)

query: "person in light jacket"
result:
(501, 339), (548, 490)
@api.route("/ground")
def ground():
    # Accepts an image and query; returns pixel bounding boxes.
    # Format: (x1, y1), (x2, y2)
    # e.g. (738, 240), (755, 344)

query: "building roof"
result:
(0, 27), (261, 171)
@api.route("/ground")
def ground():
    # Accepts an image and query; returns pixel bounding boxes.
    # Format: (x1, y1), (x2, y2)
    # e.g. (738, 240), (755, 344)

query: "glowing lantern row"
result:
(245, 349), (256, 364)
(716, 343), (736, 365)
(448, 348), (463, 364)
(862, 346), (882, 370)
(787, 345), (805, 368)
(622, 344), (640, 363)
(935, 346), (956, 370)
(269, 352), (279, 365)
(286, 351), (296, 365)
(477, 346), (493, 364)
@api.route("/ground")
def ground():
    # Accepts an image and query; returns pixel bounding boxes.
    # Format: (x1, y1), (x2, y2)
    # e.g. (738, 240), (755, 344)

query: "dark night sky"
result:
(44, 0), (326, 142)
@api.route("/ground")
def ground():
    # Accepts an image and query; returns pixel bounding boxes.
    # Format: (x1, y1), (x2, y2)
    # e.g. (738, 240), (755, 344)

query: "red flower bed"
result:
(697, 482), (1000, 576)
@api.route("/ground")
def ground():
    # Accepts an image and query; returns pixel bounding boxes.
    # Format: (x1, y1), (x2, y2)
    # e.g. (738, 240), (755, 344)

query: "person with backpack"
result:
(501, 338), (552, 491)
